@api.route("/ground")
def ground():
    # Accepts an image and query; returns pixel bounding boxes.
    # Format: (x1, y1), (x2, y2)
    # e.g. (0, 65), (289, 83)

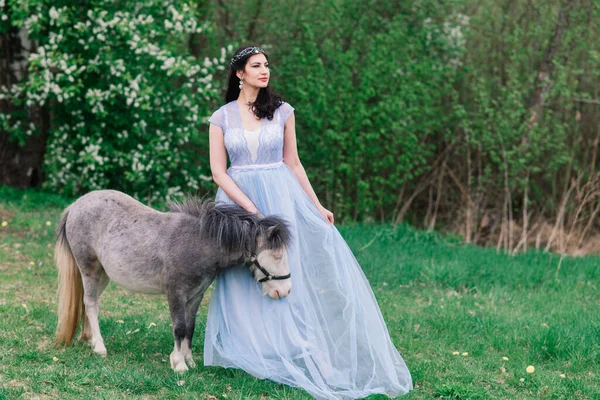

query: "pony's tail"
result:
(55, 208), (84, 345)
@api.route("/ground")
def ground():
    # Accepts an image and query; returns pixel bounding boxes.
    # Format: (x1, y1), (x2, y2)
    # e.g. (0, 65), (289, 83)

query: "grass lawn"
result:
(0, 186), (598, 399)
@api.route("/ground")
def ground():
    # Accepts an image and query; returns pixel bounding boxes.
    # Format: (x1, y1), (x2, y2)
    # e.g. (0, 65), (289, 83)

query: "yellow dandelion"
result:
(452, 351), (460, 355)
(148, 322), (157, 328)
(52, 356), (59, 361)
(502, 357), (509, 361)
(1, 221), (7, 227)
(46, 221), (51, 226)
(526, 365), (535, 374)
(29, 261), (35, 266)
(461, 352), (468, 356)
(559, 373), (566, 378)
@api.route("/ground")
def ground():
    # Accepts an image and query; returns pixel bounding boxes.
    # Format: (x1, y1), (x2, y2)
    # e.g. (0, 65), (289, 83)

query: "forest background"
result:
(1, 0), (599, 255)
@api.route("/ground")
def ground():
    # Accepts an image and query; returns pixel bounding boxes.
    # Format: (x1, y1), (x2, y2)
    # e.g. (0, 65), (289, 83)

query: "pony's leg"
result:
(79, 273), (109, 343)
(167, 289), (188, 373)
(182, 277), (214, 368)
(79, 315), (92, 342)
(182, 295), (203, 368)
(81, 270), (110, 356)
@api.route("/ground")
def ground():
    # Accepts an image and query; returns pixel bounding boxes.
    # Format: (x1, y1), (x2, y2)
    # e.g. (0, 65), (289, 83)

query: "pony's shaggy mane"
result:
(168, 198), (292, 254)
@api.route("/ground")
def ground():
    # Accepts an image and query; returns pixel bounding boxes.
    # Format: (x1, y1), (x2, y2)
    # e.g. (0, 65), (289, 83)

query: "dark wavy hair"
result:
(225, 45), (283, 120)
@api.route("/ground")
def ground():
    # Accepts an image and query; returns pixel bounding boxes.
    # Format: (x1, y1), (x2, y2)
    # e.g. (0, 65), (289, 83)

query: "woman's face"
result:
(238, 54), (269, 89)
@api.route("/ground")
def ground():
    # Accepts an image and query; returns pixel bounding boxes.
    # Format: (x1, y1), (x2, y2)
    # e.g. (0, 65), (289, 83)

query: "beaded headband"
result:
(230, 46), (265, 66)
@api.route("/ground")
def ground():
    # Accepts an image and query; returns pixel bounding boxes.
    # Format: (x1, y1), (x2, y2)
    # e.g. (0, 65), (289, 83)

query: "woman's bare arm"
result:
(209, 123), (260, 214)
(282, 113), (334, 224)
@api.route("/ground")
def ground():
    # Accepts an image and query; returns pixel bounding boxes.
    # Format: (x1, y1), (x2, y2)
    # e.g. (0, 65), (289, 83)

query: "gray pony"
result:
(54, 189), (292, 372)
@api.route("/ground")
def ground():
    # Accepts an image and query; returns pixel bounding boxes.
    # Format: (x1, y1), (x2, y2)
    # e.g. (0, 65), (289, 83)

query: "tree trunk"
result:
(0, 22), (49, 188)
(0, 115), (49, 188)
(525, 1), (573, 135)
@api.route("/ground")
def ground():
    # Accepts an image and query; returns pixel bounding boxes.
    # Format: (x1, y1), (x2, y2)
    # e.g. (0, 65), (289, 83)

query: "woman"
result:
(205, 45), (412, 399)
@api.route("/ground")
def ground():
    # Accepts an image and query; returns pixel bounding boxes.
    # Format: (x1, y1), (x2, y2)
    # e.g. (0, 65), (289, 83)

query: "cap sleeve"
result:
(279, 102), (295, 125)
(208, 107), (225, 132)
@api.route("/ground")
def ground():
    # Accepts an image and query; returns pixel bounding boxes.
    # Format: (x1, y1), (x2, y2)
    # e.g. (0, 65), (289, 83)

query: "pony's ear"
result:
(267, 224), (279, 238)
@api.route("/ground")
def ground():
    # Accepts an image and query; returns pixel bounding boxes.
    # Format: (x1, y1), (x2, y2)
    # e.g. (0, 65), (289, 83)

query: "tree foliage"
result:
(1, 0), (226, 201)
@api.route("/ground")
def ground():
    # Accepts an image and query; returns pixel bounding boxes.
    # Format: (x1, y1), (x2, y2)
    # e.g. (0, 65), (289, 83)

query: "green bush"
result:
(268, 0), (466, 221)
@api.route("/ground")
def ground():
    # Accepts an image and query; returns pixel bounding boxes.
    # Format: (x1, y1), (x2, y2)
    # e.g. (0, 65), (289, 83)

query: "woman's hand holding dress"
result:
(317, 205), (334, 225)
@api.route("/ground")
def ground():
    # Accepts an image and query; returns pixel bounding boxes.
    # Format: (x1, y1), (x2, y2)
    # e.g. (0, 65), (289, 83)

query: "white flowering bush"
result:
(1, 0), (230, 201)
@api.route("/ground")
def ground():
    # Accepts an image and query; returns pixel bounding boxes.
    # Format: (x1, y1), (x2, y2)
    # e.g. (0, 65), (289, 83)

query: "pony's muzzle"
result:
(266, 284), (292, 299)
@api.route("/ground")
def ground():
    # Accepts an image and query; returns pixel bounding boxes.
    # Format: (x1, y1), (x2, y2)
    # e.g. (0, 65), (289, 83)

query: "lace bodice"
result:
(209, 101), (295, 168)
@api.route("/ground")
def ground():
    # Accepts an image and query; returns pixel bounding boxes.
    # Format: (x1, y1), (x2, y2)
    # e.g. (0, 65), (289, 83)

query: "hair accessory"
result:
(230, 46), (265, 66)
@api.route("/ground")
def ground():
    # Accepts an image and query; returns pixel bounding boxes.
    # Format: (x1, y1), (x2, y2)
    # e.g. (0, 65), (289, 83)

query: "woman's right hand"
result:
(248, 208), (264, 218)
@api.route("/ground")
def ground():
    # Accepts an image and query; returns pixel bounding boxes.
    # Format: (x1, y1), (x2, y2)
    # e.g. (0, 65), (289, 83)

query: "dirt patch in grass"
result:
(7, 380), (27, 389)
(0, 205), (15, 221)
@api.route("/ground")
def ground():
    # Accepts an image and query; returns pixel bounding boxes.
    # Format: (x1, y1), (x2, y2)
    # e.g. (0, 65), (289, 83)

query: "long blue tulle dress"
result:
(204, 100), (412, 399)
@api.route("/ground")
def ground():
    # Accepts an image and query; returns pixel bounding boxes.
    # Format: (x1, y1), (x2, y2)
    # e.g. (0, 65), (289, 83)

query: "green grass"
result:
(0, 185), (598, 399)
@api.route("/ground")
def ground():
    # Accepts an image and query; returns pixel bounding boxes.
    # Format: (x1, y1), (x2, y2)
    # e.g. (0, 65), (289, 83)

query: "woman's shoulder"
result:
(209, 101), (236, 129)
(277, 101), (295, 122)
(209, 101), (236, 121)
(278, 100), (293, 110)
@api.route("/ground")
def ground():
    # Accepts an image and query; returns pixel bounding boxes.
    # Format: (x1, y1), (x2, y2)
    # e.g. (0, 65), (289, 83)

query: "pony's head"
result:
(251, 216), (292, 299)
(169, 199), (293, 299)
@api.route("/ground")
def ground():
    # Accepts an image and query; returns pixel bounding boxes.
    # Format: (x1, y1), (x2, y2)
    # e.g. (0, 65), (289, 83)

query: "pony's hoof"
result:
(170, 353), (188, 373)
(93, 344), (107, 357)
(172, 362), (188, 373)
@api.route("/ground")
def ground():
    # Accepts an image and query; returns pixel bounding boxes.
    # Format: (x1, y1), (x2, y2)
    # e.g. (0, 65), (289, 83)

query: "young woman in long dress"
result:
(205, 45), (412, 399)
